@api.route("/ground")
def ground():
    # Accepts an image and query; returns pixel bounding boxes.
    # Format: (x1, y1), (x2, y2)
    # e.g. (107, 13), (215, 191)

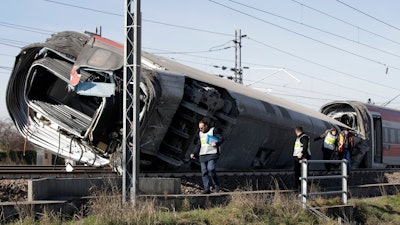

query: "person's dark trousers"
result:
(343, 148), (351, 172)
(338, 149), (351, 172)
(294, 157), (301, 189)
(200, 159), (220, 192)
(322, 148), (334, 172)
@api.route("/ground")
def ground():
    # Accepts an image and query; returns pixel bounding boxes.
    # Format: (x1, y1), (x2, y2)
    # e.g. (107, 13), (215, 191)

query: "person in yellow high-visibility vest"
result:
(314, 128), (338, 174)
(190, 118), (223, 194)
(293, 126), (311, 189)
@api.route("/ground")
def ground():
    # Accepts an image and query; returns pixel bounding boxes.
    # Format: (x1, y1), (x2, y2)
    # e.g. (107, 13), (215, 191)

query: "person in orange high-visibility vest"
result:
(338, 128), (354, 172)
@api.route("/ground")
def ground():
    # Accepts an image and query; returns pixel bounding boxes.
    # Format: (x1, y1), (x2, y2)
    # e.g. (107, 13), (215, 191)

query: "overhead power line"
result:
(290, 0), (400, 46)
(144, 19), (232, 37)
(285, 68), (389, 100)
(208, 0), (400, 72)
(0, 21), (55, 35)
(0, 66), (13, 70)
(247, 37), (400, 92)
(246, 79), (349, 100)
(43, 0), (232, 37)
(0, 53), (14, 57)
(0, 37), (30, 45)
(336, 0), (400, 32)
(146, 46), (233, 55)
(270, 92), (338, 101)
(228, 0), (400, 59)
(147, 45), (390, 100)
(169, 57), (214, 67)
(0, 42), (22, 48)
(44, 0), (122, 16)
(163, 50), (389, 100)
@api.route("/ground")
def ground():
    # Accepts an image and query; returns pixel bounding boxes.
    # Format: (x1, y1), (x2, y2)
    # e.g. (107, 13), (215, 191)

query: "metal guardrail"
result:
(300, 159), (348, 208)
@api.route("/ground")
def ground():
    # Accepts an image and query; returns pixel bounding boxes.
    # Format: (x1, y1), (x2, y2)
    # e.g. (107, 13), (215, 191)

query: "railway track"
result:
(143, 167), (400, 177)
(1, 165), (399, 204)
(0, 165), (116, 179)
(1, 165), (399, 179)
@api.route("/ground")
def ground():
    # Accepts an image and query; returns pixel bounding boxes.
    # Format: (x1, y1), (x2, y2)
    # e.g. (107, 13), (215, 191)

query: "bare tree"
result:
(0, 119), (24, 150)
(0, 118), (27, 163)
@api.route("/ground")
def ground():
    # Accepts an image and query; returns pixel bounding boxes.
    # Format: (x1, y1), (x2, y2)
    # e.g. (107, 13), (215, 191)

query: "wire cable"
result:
(168, 54), (389, 102)
(336, 0), (400, 32)
(208, 0), (400, 72)
(0, 37), (30, 45)
(247, 36), (400, 92)
(147, 46), (233, 55)
(284, 68), (389, 99)
(290, 0), (400, 46)
(0, 66), (13, 71)
(144, 19), (232, 37)
(0, 53), (14, 57)
(43, 0), (232, 37)
(148, 46), (391, 100)
(44, 0), (122, 16)
(244, 78), (350, 100)
(0, 42), (21, 48)
(0, 22), (55, 35)
(228, 0), (400, 59)
(209, 40), (234, 50)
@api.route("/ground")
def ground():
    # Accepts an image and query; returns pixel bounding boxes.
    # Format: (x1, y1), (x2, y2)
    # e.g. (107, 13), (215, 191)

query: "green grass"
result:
(6, 192), (331, 225)
(6, 193), (400, 225)
(351, 194), (400, 225)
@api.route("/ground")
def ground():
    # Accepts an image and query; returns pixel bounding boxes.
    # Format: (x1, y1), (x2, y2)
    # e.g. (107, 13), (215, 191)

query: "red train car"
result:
(321, 101), (400, 168)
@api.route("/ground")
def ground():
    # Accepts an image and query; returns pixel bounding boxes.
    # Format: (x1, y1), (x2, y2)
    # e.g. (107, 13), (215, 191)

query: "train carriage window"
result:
(397, 129), (400, 144)
(390, 129), (396, 144)
(383, 128), (389, 143)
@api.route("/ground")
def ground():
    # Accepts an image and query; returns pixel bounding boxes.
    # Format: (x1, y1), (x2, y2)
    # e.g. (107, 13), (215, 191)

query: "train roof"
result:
(141, 52), (347, 128)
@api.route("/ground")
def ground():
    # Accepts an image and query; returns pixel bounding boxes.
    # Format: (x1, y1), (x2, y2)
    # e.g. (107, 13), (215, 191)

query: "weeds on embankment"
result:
(5, 186), (400, 225)
(6, 189), (332, 225)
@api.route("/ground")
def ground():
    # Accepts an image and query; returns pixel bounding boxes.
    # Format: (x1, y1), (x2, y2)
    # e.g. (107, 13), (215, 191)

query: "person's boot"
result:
(202, 189), (211, 194)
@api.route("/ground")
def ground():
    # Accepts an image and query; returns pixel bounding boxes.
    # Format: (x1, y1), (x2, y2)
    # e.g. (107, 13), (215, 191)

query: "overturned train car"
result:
(321, 101), (400, 169)
(7, 31), (344, 171)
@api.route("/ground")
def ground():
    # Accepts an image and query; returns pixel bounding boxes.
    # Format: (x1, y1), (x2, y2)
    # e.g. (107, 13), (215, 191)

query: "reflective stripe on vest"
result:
(199, 127), (218, 155)
(293, 134), (311, 156)
(323, 132), (337, 150)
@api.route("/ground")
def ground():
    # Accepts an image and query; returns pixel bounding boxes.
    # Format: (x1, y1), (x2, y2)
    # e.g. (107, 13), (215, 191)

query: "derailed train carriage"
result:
(7, 31), (348, 171)
(321, 101), (400, 169)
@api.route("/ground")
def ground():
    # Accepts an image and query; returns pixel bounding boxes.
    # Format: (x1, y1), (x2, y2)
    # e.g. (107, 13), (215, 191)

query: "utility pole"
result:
(234, 29), (246, 84)
(123, 0), (141, 204)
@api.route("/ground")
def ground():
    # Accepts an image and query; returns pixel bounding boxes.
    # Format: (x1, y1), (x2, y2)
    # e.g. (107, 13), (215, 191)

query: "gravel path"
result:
(0, 179), (27, 202)
(1, 171), (400, 202)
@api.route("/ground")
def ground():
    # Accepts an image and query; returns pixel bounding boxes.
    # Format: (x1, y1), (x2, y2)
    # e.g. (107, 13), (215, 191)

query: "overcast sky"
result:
(1, 0), (400, 118)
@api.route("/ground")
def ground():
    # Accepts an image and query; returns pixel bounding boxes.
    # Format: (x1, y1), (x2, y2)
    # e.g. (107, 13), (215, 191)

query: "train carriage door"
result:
(372, 115), (383, 163)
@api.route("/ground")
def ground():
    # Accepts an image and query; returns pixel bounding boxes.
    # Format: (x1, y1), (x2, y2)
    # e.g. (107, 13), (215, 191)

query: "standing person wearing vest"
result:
(190, 119), (223, 194)
(293, 126), (311, 190)
(338, 128), (354, 172)
(314, 128), (338, 174)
